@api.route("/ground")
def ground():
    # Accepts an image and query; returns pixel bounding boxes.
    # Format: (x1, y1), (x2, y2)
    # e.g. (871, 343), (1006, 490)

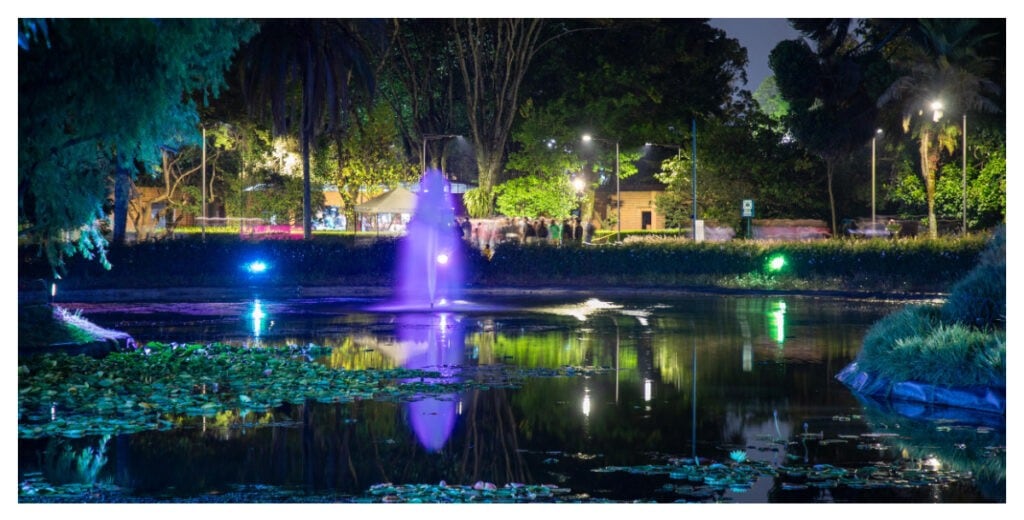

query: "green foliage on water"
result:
(18, 341), (610, 439)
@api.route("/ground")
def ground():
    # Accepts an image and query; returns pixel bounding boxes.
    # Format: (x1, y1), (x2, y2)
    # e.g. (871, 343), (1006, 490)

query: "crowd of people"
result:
(456, 216), (598, 258)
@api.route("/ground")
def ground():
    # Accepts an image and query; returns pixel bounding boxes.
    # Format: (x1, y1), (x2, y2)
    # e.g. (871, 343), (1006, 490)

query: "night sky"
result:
(709, 18), (802, 92)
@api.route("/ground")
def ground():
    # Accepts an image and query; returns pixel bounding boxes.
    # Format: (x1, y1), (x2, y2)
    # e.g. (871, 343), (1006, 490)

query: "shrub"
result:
(941, 226), (1005, 329)
(858, 304), (942, 376)
(874, 324), (1005, 386)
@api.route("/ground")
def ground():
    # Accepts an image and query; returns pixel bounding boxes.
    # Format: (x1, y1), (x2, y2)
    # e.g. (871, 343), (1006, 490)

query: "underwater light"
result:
(436, 253), (449, 265)
(767, 255), (786, 272)
(246, 260), (268, 273)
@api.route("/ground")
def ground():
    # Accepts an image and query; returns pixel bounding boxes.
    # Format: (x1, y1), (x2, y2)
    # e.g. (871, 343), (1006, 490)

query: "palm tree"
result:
(237, 19), (380, 239)
(877, 19), (1002, 238)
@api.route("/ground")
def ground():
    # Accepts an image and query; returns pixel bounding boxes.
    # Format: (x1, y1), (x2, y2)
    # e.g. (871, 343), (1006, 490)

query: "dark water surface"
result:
(19, 294), (1006, 503)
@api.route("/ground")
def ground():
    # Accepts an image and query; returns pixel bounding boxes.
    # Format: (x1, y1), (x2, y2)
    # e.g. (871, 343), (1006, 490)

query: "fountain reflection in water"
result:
(394, 169), (463, 310)
(398, 313), (464, 452)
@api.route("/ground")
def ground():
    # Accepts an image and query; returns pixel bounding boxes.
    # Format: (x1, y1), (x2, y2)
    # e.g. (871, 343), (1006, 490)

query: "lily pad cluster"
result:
(362, 481), (601, 503)
(594, 455), (980, 500)
(19, 341), (610, 439)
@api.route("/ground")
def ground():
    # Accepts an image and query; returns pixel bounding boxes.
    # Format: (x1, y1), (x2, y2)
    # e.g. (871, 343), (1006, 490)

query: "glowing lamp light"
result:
(767, 255), (786, 272)
(246, 260), (268, 274)
(436, 253), (449, 265)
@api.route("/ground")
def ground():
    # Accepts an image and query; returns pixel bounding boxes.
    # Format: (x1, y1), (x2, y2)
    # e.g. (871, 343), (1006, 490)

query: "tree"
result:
(508, 20), (747, 224)
(380, 20), (465, 174)
(653, 106), (824, 228)
(19, 18), (255, 273)
(876, 19), (1003, 237)
(236, 19), (382, 239)
(770, 19), (890, 236)
(321, 100), (419, 226)
(450, 19), (551, 214)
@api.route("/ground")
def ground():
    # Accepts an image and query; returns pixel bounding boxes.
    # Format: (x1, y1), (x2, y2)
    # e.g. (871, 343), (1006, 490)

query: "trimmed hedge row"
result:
(19, 233), (988, 293)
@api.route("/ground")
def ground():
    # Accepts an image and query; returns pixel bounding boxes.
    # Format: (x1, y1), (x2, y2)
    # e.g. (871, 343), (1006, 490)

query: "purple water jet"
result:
(394, 169), (464, 309)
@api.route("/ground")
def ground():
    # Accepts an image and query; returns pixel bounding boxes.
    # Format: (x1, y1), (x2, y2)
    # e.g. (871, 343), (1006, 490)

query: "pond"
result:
(18, 293), (1006, 503)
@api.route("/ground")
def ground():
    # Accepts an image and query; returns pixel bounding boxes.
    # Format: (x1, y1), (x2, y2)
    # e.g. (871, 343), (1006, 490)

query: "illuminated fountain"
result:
(393, 168), (464, 310)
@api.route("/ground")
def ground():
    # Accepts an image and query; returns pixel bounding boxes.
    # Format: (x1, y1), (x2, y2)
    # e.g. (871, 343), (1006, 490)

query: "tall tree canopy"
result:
(19, 18), (255, 273)
(770, 19), (891, 236)
(236, 19), (383, 239)
(875, 19), (1003, 237)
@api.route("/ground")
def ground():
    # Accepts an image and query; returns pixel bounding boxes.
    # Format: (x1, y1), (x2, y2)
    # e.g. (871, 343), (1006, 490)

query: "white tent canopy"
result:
(354, 186), (418, 214)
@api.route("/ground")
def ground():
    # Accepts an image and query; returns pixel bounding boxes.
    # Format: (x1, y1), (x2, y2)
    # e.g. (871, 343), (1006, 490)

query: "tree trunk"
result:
(475, 149), (502, 215)
(112, 162), (131, 245)
(302, 130), (312, 240)
(920, 130), (939, 238)
(826, 160), (837, 238)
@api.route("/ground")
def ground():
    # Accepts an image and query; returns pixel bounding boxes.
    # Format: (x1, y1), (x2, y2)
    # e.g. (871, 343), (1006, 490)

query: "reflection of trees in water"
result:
(457, 389), (530, 485)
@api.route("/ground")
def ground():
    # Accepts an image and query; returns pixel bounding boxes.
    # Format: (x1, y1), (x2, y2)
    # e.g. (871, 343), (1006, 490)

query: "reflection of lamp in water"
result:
(582, 387), (591, 417)
(251, 299), (265, 337)
(643, 378), (652, 402)
(769, 300), (787, 345)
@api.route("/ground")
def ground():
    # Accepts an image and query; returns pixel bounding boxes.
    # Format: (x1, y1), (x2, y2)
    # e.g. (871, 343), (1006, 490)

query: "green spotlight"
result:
(767, 255), (786, 272)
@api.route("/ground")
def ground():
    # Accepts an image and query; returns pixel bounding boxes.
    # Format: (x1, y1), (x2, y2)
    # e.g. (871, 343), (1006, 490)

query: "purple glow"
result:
(395, 169), (463, 308)
(397, 313), (464, 453)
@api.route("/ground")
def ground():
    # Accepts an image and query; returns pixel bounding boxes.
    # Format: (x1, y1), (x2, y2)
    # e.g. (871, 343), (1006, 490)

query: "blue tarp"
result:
(836, 362), (1006, 416)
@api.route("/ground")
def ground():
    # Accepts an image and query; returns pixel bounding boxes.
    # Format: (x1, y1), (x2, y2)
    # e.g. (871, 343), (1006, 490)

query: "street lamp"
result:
(582, 134), (620, 242)
(871, 128), (882, 233)
(422, 134), (459, 177)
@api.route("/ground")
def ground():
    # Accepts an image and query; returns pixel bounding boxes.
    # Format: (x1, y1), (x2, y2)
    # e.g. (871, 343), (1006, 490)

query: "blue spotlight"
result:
(246, 260), (268, 274)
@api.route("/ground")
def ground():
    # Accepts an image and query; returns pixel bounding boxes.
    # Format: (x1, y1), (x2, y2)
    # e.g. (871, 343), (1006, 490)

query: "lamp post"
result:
(422, 134), (458, 177)
(871, 128), (882, 233)
(201, 126), (206, 240)
(962, 112), (967, 235)
(582, 134), (620, 242)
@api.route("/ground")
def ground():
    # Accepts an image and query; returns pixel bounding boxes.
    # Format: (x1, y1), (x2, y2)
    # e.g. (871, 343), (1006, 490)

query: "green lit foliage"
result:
(19, 19), (256, 273)
(494, 173), (577, 219)
(653, 109), (824, 227)
(325, 100), (418, 225)
(876, 19), (1004, 238)
(461, 188), (493, 219)
(888, 129), (1005, 231)
(41, 435), (111, 485)
(752, 75), (790, 122)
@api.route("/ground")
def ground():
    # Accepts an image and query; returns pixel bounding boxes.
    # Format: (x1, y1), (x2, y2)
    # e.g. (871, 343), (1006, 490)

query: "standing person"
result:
(461, 217), (472, 240)
(585, 219), (596, 244)
(549, 218), (562, 245)
(524, 218), (537, 244)
(572, 218), (583, 243)
(537, 218), (549, 243)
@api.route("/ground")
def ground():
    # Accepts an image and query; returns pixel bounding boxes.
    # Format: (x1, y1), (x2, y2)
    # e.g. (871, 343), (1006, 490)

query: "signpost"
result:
(741, 199), (754, 239)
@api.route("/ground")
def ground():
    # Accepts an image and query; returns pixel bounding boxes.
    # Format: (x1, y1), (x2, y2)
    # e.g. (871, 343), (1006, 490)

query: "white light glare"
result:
(436, 253), (449, 265)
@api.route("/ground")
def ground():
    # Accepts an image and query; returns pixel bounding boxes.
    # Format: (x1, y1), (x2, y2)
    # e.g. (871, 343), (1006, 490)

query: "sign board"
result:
(741, 199), (754, 218)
